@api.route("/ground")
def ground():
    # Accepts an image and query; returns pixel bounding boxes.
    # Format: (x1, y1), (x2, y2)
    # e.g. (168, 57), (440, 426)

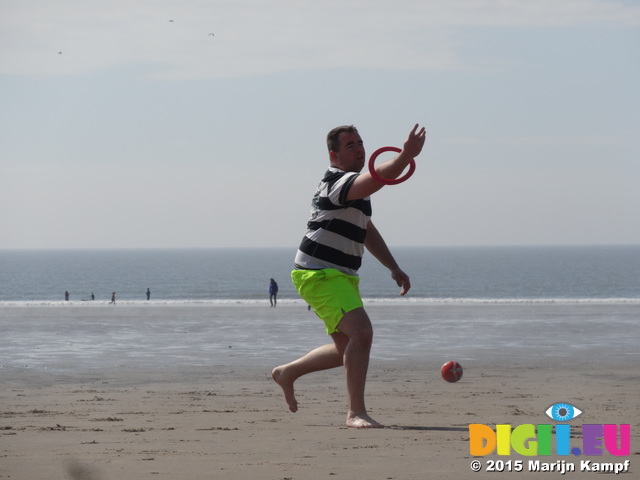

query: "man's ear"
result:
(329, 150), (338, 164)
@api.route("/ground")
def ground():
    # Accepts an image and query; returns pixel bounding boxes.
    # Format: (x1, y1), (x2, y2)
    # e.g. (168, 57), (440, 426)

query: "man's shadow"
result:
(388, 425), (468, 432)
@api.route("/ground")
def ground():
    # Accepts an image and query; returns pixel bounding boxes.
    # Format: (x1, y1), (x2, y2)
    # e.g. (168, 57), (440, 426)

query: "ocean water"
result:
(1, 245), (639, 304)
(1, 246), (639, 372)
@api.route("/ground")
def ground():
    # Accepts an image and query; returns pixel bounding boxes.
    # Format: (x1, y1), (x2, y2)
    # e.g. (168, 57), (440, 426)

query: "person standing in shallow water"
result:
(110, 292), (116, 305)
(146, 288), (151, 301)
(269, 278), (278, 307)
(272, 123), (426, 429)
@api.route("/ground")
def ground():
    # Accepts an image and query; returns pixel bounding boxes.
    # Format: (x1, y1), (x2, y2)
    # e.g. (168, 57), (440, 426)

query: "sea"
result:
(1, 245), (639, 304)
(1, 246), (639, 373)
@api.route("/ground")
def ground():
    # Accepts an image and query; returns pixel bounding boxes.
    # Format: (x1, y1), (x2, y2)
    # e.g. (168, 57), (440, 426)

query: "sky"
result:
(1, 0), (639, 249)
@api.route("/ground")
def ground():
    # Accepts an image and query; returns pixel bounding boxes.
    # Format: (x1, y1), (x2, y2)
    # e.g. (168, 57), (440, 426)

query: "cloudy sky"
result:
(1, 0), (638, 249)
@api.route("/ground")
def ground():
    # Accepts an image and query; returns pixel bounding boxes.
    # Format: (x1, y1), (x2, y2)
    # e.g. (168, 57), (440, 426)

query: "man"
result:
(272, 124), (426, 428)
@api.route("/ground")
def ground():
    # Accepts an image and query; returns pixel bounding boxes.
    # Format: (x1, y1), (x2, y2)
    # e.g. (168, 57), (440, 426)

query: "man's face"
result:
(330, 131), (365, 172)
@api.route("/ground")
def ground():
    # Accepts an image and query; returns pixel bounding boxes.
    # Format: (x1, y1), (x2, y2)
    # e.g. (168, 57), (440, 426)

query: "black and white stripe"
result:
(294, 167), (372, 276)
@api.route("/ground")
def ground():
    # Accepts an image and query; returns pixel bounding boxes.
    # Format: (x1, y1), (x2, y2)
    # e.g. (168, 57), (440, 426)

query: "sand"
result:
(1, 304), (639, 479)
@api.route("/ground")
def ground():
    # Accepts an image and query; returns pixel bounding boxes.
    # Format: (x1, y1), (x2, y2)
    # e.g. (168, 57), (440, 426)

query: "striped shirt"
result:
(294, 167), (372, 276)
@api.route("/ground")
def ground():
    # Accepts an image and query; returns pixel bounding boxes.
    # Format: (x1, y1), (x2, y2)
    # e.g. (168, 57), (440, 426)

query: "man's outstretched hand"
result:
(402, 124), (427, 159)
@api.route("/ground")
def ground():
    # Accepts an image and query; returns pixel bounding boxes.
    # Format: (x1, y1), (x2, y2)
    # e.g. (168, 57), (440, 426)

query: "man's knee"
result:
(338, 308), (373, 345)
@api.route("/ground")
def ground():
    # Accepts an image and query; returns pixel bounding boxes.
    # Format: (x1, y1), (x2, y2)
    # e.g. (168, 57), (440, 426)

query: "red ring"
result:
(368, 146), (416, 185)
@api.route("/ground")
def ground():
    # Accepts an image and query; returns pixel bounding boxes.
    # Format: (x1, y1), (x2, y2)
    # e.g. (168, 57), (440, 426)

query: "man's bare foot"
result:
(271, 366), (298, 413)
(346, 412), (384, 429)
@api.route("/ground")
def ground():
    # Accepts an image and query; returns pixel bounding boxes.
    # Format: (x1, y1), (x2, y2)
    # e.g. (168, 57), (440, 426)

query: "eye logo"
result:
(545, 402), (583, 422)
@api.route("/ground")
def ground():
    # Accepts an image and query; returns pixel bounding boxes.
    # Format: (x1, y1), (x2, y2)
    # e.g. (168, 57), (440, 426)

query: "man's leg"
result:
(334, 307), (382, 428)
(272, 334), (348, 412)
(272, 307), (381, 428)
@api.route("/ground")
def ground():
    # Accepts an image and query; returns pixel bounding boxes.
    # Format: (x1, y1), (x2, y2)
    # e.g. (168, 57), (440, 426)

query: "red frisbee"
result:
(368, 146), (416, 185)
(441, 361), (463, 383)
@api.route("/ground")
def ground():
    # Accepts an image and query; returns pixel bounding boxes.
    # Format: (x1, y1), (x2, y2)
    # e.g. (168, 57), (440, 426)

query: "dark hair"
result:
(326, 125), (358, 152)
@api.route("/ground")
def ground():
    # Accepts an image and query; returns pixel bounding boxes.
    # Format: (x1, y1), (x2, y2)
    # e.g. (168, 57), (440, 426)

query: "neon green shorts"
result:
(291, 268), (363, 335)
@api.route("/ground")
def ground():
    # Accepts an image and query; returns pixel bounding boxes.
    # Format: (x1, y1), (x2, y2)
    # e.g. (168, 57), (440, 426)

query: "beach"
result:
(1, 303), (639, 479)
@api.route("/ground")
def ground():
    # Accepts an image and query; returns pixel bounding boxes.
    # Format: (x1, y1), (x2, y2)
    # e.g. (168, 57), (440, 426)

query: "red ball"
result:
(441, 361), (463, 383)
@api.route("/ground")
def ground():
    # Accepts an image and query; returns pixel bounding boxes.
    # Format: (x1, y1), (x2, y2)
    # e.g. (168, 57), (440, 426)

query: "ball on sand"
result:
(441, 361), (463, 383)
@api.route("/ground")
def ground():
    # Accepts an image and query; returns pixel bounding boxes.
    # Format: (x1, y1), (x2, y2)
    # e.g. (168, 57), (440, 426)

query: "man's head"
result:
(326, 125), (365, 172)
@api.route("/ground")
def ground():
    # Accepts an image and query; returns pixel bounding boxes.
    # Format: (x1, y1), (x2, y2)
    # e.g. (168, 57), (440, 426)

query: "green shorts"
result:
(291, 268), (363, 335)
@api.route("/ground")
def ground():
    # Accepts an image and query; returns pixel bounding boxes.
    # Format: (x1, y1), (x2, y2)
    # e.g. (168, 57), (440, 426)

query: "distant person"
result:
(110, 292), (116, 305)
(91, 292), (95, 301)
(64, 290), (69, 301)
(146, 288), (151, 301)
(269, 278), (279, 307)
